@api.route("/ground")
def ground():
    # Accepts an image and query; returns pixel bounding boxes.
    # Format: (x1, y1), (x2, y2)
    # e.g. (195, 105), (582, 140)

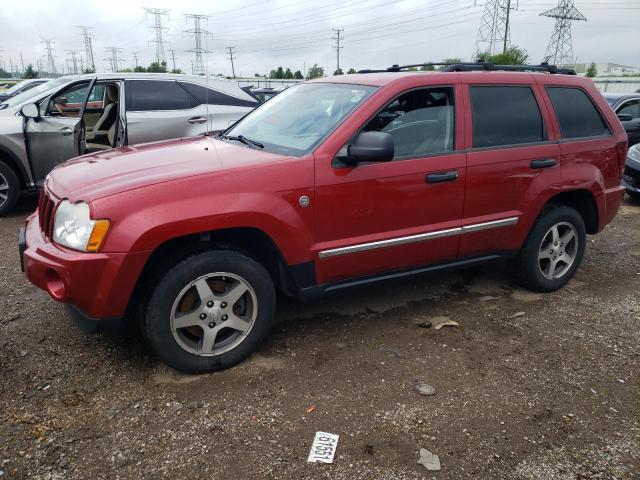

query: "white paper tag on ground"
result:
(307, 431), (339, 463)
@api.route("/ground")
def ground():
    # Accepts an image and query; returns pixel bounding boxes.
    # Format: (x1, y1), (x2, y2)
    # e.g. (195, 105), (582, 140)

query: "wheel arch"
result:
(0, 145), (30, 189)
(542, 189), (599, 234)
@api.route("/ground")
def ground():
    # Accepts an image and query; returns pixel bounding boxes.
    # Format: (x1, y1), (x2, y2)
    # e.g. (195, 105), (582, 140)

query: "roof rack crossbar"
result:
(357, 62), (576, 75)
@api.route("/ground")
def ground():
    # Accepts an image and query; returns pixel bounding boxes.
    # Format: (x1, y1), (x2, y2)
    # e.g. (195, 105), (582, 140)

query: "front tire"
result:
(513, 206), (586, 292)
(0, 160), (20, 216)
(145, 249), (276, 373)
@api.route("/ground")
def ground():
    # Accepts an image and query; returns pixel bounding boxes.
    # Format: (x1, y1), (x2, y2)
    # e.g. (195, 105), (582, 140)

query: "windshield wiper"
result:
(219, 133), (264, 149)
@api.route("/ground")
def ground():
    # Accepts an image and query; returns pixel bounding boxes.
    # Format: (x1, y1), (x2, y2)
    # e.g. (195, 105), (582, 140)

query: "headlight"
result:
(628, 144), (640, 164)
(52, 200), (110, 252)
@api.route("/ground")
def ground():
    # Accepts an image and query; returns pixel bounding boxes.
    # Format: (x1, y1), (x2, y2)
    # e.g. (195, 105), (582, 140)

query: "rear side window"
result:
(471, 86), (545, 148)
(178, 82), (257, 108)
(125, 80), (193, 111)
(546, 87), (611, 139)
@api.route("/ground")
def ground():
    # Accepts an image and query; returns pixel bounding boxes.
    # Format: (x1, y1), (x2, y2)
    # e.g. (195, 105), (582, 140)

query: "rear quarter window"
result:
(178, 81), (257, 108)
(546, 86), (611, 139)
(125, 80), (193, 111)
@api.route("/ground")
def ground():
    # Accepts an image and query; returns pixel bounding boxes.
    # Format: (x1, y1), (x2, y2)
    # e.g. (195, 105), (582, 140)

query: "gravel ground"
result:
(1, 194), (639, 480)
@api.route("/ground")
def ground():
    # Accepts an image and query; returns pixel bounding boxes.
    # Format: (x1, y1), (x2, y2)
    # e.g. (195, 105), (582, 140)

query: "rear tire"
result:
(513, 206), (586, 292)
(145, 249), (275, 373)
(0, 160), (20, 216)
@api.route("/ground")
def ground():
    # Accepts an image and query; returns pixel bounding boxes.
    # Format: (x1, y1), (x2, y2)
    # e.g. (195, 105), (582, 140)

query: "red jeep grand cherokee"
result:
(20, 63), (628, 373)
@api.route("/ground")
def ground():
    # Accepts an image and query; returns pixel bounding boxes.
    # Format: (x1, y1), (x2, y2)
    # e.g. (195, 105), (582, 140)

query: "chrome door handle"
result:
(188, 116), (207, 124)
(59, 127), (73, 136)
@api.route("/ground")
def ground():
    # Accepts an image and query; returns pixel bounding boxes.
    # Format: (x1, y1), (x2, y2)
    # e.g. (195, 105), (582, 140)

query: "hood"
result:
(46, 136), (287, 201)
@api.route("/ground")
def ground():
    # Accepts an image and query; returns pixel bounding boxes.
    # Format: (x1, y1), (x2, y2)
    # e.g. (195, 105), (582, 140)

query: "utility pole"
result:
(20, 53), (25, 72)
(66, 50), (81, 74)
(184, 14), (211, 75)
(41, 38), (57, 75)
(473, 0), (517, 58)
(133, 51), (140, 68)
(144, 7), (169, 64)
(105, 47), (124, 72)
(169, 49), (177, 71)
(9, 58), (14, 77)
(77, 26), (95, 72)
(540, 0), (586, 67)
(226, 46), (236, 78)
(332, 28), (344, 74)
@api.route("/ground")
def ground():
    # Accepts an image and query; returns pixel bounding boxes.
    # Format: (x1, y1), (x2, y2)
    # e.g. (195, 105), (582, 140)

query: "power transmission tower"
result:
(473, 0), (517, 58)
(144, 7), (169, 64)
(77, 26), (95, 72)
(132, 51), (140, 68)
(184, 14), (211, 76)
(66, 50), (81, 74)
(226, 46), (236, 78)
(41, 38), (57, 75)
(332, 28), (344, 74)
(105, 47), (124, 72)
(540, 0), (586, 67)
(169, 49), (177, 71)
(20, 53), (25, 72)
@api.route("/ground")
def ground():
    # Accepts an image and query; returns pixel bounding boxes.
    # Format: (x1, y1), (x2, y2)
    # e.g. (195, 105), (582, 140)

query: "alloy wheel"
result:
(0, 172), (9, 208)
(537, 222), (579, 280)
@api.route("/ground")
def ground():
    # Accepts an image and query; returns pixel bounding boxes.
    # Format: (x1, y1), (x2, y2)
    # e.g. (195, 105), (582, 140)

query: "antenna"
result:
(144, 7), (169, 64)
(77, 26), (95, 72)
(184, 13), (211, 76)
(332, 28), (344, 74)
(41, 38), (57, 75)
(226, 46), (237, 78)
(473, 0), (517, 58)
(540, 0), (586, 67)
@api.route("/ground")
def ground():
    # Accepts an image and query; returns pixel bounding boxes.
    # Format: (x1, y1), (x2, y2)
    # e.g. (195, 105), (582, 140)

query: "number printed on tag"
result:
(307, 431), (339, 463)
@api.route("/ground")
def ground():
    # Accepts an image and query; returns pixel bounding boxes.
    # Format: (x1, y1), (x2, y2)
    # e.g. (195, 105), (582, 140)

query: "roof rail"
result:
(357, 62), (576, 75)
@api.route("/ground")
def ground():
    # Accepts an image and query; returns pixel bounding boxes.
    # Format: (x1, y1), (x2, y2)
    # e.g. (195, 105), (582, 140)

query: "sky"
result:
(0, 0), (638, 77)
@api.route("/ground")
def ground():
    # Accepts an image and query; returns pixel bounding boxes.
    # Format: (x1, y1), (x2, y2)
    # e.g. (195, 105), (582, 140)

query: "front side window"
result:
(362, 87), (454, 159)
(547, 87), (611, 139)
(125, 80), (193, 111)
(44, 82), (91, 118)
(471, 86), (545, 148)
(224, 83), (376, 156)
(618, 100), (640, 120)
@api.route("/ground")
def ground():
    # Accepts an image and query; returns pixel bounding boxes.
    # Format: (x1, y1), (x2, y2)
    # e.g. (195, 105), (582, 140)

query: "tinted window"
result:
(471, 86), (545, 148)
(547, 87), (610, 139)
(178, 82), (257, 108)
(125, 80), (193, 111)
(618, 100), (640, 119)
(363, 87), (455, 158)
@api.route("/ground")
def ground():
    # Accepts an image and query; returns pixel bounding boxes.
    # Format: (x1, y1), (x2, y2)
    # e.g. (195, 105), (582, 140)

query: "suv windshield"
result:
(223, 83), (376, 156)
(3, 77), (74, 109)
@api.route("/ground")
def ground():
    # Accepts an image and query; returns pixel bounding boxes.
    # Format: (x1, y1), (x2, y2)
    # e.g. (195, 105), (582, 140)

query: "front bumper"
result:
(21, 213), (150, 320)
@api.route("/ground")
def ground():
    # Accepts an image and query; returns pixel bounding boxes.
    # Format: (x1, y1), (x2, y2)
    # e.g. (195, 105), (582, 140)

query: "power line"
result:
(332, 28), (344, 74)
(226, 46), (237, 78)
(184, 13), (211, 75)
(144, 7), (169, 64)
(540, 0), (586, 66)
(77, 26), (95, 72)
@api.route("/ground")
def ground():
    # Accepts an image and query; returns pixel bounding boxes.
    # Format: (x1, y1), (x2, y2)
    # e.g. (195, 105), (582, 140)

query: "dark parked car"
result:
(622, 143), (640, 200)
(604, 93), (640, 146)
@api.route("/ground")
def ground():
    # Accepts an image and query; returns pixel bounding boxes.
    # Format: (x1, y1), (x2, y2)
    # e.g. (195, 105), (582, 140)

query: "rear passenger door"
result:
(460, 82), (561, 258)
(124, 79), (202, 144)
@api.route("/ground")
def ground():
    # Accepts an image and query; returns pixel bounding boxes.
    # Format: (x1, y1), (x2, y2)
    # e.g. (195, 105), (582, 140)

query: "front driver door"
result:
(25, 79), (95, 183)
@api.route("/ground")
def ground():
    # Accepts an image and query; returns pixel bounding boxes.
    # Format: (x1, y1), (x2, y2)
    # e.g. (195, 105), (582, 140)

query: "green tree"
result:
(476, 46), (528, 65)
(333, 67), (344, 75)
(307, 64), (324, 79)
(346, 68), (356, 74)
(293, 70), (304, 79)
(23, 64), (39, 79)
(147, 61), (168, 73)
(0, 68), (10, 78)
(254, 73), (263, 77)
(134, 65), (147, 73)
(419, 63), (435, 71)
(82, 67), (95, 74)
(585, 62), (598, 78)
(171, 68), (183, 74)
(284, 67), (294, 79)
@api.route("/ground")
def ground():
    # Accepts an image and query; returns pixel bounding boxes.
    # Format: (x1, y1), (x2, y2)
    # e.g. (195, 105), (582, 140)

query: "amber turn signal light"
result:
(86, 220), (111, 252)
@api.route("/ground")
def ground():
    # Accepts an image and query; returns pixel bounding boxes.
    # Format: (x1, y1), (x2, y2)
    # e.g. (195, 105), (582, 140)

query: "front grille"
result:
(38, 190), (56, 239)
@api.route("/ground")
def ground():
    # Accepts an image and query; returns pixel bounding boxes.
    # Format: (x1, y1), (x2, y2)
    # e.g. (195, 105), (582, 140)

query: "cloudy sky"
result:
(1, 0), (638, 76)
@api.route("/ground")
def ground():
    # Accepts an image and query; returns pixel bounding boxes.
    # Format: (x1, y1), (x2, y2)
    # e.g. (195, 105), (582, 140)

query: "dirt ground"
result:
(1, 194), (639, 480)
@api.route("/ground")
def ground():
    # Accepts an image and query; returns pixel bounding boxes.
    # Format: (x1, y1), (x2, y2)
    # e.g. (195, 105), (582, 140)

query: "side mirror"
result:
(337, 131), (394, 165)
(617, 113), (633, 122)
(20, 103), (39, 119)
